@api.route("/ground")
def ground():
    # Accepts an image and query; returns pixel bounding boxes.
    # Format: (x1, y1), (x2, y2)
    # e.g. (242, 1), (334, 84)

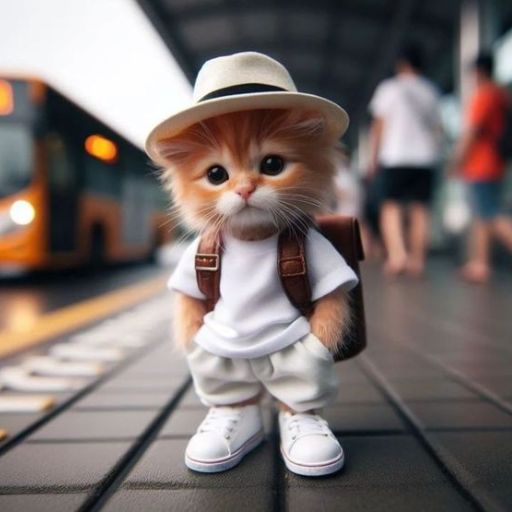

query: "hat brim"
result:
(145, 91), (349, 162)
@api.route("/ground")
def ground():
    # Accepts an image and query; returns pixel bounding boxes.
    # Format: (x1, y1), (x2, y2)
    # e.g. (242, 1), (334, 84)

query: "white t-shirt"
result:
(369, 75), (441, 167)
(168, 228), (358, 359)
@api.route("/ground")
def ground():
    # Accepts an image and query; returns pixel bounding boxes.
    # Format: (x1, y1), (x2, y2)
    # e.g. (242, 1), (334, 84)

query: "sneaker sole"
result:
(280, 446), (345, 477)
(185, 430), (265, 473)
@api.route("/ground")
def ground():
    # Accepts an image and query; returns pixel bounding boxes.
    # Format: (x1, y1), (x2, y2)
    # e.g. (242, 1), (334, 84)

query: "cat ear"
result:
(292, 115), (327, 138)
(275, 111), (330, 141)
(154, 138), (196, 166)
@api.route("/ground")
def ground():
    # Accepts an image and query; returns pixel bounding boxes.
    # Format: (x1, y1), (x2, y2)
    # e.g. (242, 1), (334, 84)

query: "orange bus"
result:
(0, 77), (170, 272)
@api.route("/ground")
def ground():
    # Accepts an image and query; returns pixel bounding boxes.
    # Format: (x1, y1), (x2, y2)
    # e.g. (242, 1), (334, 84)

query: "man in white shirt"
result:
(368, 44), (441, 276)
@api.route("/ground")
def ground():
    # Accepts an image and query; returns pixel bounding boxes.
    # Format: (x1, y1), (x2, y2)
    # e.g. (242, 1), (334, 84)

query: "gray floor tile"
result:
(388, 380), (477, 402)
(467, 376), (512, 396)
(434, 431), (512, 506)
(366, 358), (428, 370)
(335, 363), (370, 383)
(407, 400), (512, 430)
(449, 366), (512, 378)
(124, 438), (273, 488)
(99, 376), (184, 392)
(286, 435), (453, 488)
(73, 391), (173, 410)
(0, 494), (86, 512)
(157, 409), (206, 437)
(436, 351), (510, 364)
(28, 410), (156, 441)
(177, 389), (204, 408)
(103, 488), (273, 512)
(0, 442), (129, 490)
(324, 403), (405, 433)
(126, 355), (188, 377)
(1, 391), (75, 405)
(286, 484), (474, 511)
(448, 359), (512, 371)
(0, 413), (45, 443)
(375, 365), (449, 380)
(122, 364), (188, 377)
(332, 382), (384, 405)
(364, 352), (446, 377)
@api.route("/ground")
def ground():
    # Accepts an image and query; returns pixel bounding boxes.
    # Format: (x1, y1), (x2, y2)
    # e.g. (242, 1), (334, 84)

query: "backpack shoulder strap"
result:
(195, 231), (222, 312)
(278, 228), (312, 316)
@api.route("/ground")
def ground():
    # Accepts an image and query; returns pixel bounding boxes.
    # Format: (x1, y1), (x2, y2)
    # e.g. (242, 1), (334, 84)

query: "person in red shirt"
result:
(450, 53), (512, 283)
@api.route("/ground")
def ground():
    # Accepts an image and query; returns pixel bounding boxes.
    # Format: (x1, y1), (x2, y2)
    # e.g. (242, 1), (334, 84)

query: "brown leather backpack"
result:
(195, 215), (366, 362)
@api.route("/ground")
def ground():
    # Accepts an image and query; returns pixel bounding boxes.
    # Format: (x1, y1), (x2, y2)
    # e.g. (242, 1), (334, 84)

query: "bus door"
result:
(46, 134), (79, 253)
(121, 172), (152, 247)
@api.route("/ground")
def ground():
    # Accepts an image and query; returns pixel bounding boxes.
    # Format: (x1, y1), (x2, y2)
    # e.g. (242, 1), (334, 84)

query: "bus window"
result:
(84, 156), (121, 198)
(0, 124), (33, 198)
(47, 134), (73, 191)
(121, 173), (152, 246)
(47, 134), (78, 253)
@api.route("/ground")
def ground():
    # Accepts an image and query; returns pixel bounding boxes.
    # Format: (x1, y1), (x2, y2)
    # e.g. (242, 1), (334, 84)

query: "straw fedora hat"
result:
(145, 51), (349, 161)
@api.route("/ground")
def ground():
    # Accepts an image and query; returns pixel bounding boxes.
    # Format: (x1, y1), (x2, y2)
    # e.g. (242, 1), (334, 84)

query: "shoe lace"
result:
(198, 408), (242, 440)
(287, 414), (330, 441)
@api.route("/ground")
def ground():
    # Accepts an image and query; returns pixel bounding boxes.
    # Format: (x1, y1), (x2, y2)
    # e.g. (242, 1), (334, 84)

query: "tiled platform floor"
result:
(0, 260), (511, 511)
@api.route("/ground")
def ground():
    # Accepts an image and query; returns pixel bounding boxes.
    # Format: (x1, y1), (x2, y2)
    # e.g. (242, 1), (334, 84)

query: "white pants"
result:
(186, 333), (339, 412)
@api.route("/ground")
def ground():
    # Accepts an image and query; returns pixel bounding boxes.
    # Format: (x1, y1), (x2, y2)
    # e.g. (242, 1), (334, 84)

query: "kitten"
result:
(156, 109), (350, 352)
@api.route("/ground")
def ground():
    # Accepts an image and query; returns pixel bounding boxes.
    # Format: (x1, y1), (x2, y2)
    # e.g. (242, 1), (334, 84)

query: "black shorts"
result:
(380, 166), (435, 204)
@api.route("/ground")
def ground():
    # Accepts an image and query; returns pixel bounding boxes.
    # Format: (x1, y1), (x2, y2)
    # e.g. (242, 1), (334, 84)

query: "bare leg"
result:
(277, 401), (296, 413)
(224, 394), (262, 407)
(406, 202), (430, 277)
(491, 216), (512, 252)
(461, 219), (491, 283)
(380, 201), (407, 275)
(276, 401), (310, 413)
(360, 222), (384, 261)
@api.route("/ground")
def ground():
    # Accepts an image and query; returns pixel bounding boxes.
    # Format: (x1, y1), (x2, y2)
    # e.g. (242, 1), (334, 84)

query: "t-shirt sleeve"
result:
(306, 228), (359, 301)
(369, 81), (392, 118)
(167, 237), (206, 300)
(467, 89), (493, 129)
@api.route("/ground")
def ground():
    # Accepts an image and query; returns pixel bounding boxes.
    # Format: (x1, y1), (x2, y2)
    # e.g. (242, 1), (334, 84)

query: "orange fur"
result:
(159, 109), (349, 352)
(309, 288), (351, 352)
(172, 292), (207, 349)
(157, 109), (338, 236)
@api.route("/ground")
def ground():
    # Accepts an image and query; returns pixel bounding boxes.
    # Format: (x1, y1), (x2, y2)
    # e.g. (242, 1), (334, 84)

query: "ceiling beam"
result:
(169, 0), (453, 34)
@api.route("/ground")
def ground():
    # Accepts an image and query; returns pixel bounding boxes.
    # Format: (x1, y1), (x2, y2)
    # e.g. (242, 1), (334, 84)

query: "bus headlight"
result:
(9, 200), (35, 226)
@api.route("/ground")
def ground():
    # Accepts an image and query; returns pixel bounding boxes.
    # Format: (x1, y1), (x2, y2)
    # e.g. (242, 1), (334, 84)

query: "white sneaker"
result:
(185, 405), (264, 473)
(279, 411), (344, 476)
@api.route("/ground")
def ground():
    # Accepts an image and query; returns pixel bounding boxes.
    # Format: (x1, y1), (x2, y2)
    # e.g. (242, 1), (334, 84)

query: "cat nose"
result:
(235, 184), (256, 201)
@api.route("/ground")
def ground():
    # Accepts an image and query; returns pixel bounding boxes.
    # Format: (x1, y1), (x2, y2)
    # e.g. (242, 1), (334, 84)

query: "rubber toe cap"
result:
(288, 435), (342, 464)
(186, 432), (229, 461)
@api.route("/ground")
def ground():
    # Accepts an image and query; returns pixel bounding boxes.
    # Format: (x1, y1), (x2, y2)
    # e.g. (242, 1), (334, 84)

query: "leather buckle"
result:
(279, 255), (306, 277)
(195, 253), (219, 271)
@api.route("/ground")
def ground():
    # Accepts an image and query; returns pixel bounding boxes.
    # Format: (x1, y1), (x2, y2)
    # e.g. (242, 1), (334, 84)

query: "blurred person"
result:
(332, 147), (383, 259)
(332, 146), (361, 217)
(360, 172), (385, 262)
(449, 53), (512, 283)
(368, 44), (442, 276)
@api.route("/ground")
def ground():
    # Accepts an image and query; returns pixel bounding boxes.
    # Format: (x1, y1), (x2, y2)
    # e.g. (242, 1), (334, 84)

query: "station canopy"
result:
(136, 0), (502, 139)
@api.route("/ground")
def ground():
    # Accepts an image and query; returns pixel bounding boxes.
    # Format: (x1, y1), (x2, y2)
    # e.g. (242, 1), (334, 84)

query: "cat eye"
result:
(260, 155), (285, 176)
(206, 165), (229, 185)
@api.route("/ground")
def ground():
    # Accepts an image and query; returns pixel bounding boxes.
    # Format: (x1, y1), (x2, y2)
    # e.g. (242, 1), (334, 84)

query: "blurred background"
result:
(0, 0), (511, 352)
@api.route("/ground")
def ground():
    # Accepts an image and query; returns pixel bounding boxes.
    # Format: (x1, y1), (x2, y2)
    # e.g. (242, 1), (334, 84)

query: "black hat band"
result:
(199, 83), (287, 102)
